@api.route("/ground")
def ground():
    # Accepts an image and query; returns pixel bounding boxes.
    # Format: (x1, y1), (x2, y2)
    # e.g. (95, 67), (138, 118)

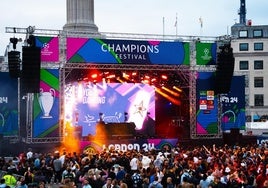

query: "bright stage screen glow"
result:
(64, 82), (155, 136)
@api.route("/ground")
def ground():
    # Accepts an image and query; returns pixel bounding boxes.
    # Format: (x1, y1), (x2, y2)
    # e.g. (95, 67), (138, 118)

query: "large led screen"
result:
(64, 82), (155, 137)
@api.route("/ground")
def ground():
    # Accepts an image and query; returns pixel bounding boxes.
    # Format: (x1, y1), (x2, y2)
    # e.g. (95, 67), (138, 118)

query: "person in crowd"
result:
(53, 153), (63, 184)
(2, 170), (17, 188)
(102, 177), (113, 188)
(131, 169), (143, 188)
(0, 179), (6, 188)
(119, 182), (128, 188)
(15, 177), (28, 188)
(166, 177), (175, 188)
(82, 178), (92, 188)
(148, 176), (163, 188)
(129, 154), (139, 174)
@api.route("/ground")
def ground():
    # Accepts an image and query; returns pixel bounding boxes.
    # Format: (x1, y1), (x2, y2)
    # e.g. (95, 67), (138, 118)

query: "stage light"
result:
(10, 37), (18, 50)
(161, 74), (168, 80)
(155, 88), (181, 105)
(91, 73), (98, 79)
(132, 72), (137, 76)
(162, 86), (180, 97)
(173, 86), (183, 92)
(123, 72), (130, 78)
(151, 78), (157, 82)
(26, 34), (36, 47)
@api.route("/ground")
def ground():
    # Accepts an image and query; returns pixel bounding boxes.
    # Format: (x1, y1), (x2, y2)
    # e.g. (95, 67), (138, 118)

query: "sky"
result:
(1, 0), (268, 55)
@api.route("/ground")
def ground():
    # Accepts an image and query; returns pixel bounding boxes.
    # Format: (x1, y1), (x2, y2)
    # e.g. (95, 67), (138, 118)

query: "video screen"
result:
(64, 82), (155, 136)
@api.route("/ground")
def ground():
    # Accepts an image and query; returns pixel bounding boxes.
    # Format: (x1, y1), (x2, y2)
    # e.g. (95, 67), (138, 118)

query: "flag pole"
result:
(175, 13), (178, 37)
(199, 17), (203, 36)
(163, 17), (165, 40)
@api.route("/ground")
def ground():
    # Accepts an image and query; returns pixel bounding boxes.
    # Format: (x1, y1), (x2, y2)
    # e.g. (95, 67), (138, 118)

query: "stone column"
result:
(63, 0), (98, 32)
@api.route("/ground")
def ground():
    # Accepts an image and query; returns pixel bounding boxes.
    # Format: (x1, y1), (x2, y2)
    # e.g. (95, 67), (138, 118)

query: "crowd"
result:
(1, 142), (268, 188)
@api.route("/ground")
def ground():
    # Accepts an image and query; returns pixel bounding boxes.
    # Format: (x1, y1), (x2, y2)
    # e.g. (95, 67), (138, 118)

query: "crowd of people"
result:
(1, 141), (268, 188)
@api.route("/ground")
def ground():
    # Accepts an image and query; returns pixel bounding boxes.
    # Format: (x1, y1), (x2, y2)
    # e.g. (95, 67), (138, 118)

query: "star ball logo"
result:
(41, 42), (53, 56)
(201, 48), (212, 61)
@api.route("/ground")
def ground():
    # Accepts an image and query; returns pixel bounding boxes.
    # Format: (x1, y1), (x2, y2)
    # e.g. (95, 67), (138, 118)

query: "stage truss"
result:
(4, 26), (226, 143)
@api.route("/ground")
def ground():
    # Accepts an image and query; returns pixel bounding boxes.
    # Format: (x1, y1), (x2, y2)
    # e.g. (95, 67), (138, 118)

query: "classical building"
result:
(231, 22), (268, 124)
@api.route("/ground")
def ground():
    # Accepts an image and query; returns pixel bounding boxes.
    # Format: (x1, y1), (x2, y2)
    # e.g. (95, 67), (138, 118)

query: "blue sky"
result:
(1, 0), (268, 55)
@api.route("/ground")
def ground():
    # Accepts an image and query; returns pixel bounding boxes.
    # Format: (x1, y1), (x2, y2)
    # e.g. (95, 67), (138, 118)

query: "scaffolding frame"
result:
(5, 26), (223, 143)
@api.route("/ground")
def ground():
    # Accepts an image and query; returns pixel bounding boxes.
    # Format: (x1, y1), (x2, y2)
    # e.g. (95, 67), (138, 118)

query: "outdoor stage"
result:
(0, 28), (251, 156)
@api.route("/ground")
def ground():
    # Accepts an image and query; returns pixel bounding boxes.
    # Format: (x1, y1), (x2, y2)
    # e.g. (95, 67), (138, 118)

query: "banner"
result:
(196, 73), (245, 134)
(220, 76), (246, 130)
(196, 42), (217, 65)
(33, 69), (60, 138)
(36, 36), (59, 62)
(80, 138), (178, 153)
(196, 72), (218, 134)
(67, 38), (190, 65)
(0, 73), (18, 136)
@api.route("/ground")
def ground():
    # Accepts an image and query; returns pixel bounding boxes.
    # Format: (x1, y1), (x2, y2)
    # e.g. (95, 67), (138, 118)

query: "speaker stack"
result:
(214, 44), (235, 95)
(8, 51), (21, 78)
(21, 46), (41, 93)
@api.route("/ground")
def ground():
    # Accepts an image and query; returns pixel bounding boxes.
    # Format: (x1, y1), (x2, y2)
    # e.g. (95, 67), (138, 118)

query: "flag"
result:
(199, 17), (203, 28)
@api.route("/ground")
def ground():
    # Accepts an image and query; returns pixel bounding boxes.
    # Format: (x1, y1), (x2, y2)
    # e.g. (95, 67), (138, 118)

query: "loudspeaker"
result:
(22, 46), (41, 93)
(8, 51), (21, 78)
(214, 44), (234, 95)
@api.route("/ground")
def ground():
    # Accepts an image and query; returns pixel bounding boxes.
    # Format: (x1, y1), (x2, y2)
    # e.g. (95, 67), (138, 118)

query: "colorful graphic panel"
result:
(196, 42), (217, 65)
(196, 72), (219, 134)
(35, 36), (59, 62)
(67, 38), (190, 65)
(220, 76), (246, 130)
(0, 72), (18, 136)
(33, 69), (59, 137)
(64, 82), (155, 136)
(196, 73), (246, 134)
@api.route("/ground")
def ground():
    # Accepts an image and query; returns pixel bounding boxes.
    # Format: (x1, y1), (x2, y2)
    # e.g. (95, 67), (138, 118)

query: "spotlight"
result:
(10, 37), (18, 50)
(26, 35), (36, 47)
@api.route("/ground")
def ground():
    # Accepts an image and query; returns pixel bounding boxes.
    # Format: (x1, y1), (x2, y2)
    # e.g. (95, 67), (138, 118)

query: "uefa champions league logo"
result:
(201, 48), (212, 61)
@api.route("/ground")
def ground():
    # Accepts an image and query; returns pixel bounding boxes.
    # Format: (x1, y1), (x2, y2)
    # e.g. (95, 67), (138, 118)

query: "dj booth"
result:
(95, 122), (136, 138)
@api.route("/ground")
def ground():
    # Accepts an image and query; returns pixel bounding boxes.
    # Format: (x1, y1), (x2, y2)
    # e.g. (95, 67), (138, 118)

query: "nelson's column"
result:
(63, 0), (99, 32)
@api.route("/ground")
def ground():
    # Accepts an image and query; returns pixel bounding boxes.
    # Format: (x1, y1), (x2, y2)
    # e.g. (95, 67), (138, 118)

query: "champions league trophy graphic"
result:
(38, 88), (55, 118)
